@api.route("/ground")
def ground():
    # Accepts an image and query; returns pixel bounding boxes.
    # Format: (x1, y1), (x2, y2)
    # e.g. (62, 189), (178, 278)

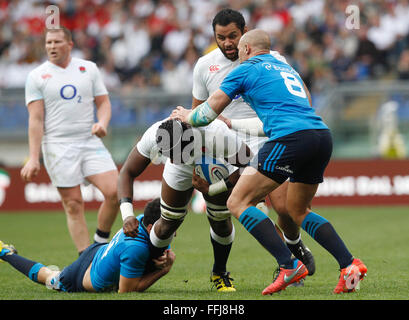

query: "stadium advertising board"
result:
(0, 160), (408, 211)
(0, 164), (163, 211)
(313, 159), (409, 206)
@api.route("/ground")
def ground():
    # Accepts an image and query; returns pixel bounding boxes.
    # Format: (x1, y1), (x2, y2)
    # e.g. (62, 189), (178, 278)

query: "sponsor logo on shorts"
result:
(275, 165), (293, 174)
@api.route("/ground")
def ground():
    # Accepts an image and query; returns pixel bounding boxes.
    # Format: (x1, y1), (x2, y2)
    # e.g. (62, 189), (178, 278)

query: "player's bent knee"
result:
(270, 201), (288, 216)
(104, 191), (118, 206)
(62, 198), (84, 215)
(226, 196), (242, 218)
(160, 199), (188, 221)
(104, 186), (118, 199)
(205, 201), (231, 221)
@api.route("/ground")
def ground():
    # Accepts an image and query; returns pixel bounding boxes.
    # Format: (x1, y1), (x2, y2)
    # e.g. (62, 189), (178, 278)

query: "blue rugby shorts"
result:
(251, 129), (332, 184)
(59, 242), (105, 292)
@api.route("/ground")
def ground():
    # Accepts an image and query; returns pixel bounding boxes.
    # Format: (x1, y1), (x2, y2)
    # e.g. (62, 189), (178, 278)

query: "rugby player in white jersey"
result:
(21, 27), (119, 255)
(191, 9), (315, 276)
(118, 118), (252, 292)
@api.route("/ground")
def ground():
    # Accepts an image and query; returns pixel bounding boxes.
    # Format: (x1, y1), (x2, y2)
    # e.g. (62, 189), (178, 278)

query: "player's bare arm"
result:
(192, 97), (233, 128)
(92, 94), (111, 138)
(118, 249), (175, 293)
(20, 99), (44, 182)
(192, 169), (240, 196)
(172, 89), (230, 126)
(191, 97), (204, 109)
(118, 147), (152, 237)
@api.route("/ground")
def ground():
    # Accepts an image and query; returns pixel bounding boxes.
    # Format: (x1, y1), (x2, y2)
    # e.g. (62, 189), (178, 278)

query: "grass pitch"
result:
(1, 206), (408, 301)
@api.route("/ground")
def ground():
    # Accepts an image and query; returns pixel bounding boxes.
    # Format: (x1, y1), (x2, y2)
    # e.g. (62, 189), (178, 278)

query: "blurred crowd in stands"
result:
(1, 0), (409, 128)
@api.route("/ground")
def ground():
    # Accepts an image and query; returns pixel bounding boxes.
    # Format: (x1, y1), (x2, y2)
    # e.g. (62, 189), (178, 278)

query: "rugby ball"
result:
(194, 155), (229, 184)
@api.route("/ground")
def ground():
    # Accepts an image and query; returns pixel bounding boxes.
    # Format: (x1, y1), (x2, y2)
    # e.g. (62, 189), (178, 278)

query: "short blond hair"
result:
(45, 26), (72, 42)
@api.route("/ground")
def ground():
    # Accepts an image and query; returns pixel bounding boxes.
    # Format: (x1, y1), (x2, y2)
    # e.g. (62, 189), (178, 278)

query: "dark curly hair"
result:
(143, 198), (161, 226)
(155, 119), (195, 164)
(212, 8), (245, 33)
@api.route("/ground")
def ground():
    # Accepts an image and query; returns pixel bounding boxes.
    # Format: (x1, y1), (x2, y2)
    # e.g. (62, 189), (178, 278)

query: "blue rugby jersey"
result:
(219, 54), (328, 140)
(89, 214), (151, 291)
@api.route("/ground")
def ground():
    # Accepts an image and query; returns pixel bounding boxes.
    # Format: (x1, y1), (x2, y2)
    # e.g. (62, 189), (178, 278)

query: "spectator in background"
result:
(1, 0), (409, 104)
(354, 24), (381, 78)
(397, 49), (409, 80)
(161, 46), (198, 94)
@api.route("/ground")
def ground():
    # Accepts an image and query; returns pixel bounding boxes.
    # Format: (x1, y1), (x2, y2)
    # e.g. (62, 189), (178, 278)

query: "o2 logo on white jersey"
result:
(60, 84), (77, 100)
(60, 84), (82, 102)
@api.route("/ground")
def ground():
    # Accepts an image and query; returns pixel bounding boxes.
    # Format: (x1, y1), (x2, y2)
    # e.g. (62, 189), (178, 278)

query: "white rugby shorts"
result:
(41, 136), (117, 187)
(162, 132), (266, 191)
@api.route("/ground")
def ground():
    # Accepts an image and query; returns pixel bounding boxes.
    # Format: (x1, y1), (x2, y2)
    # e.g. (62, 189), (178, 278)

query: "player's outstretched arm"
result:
(171, 90), (231, 127)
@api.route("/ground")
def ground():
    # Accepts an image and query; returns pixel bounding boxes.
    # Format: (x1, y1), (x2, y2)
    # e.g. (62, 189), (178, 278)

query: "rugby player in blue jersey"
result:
(171, 29), (367, 295)
(0, 199), (175, 293)
(192, 8), (315, 279)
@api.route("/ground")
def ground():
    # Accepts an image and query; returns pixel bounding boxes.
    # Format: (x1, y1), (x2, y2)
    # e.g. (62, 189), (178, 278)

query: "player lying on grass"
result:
(0, 199), (175, 293)
(118, 117), (252, 292)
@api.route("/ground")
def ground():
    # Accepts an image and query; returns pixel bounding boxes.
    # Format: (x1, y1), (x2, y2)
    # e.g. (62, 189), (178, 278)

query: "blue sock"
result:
(239, 207), (293, 268)
(1, 254), (44, 283)
(302, 212), (353, 269)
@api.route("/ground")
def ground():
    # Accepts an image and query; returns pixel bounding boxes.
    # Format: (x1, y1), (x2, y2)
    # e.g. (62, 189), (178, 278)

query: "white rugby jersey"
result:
(25, 57), (108, 142)
(192, 48), (288, 120)
(136, 118), (244, 165)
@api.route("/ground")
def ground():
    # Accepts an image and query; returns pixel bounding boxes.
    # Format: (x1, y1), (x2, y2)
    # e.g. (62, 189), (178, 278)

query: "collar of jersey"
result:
(136, 214), (149, 238)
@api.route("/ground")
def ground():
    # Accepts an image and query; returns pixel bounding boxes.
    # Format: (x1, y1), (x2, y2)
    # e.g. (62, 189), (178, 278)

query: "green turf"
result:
(0, 206), (408, 300)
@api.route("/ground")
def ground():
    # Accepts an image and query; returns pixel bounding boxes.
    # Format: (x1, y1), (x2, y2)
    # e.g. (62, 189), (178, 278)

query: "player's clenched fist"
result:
(91, 122), (107, 138)
(170, 106), (190, 123)
(123, 216), (140, 238)
(20, 159), (40, 182)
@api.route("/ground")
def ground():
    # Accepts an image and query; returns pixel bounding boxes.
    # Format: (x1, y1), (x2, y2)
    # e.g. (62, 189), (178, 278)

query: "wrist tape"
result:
(119, 197), (134, 221)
